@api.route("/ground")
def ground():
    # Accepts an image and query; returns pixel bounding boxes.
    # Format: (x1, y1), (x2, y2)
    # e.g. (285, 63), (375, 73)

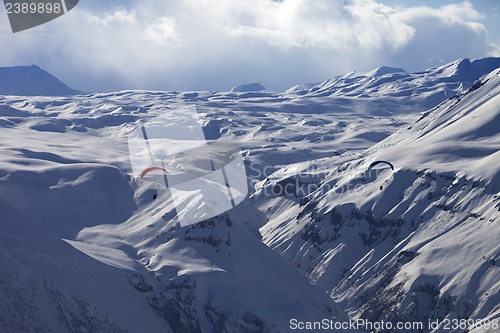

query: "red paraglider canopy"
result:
(140, 166), (168, 179)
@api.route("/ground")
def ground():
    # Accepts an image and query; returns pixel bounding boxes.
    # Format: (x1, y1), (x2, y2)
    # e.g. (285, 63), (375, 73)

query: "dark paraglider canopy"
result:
(368, 160), (394, 171)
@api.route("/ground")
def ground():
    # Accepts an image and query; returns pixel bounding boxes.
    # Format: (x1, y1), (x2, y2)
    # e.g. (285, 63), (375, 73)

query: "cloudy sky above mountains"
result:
(1, 0), (499, 92)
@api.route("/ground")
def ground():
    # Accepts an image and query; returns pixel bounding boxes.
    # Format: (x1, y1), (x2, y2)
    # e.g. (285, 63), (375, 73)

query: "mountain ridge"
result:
(255, 67), (500, 332)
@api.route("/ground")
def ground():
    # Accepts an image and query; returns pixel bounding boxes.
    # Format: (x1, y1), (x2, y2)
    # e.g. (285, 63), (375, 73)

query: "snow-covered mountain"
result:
(288, 58), (500, 98)
(255, 66), (500, 332)
(0, 65), (81, 96)
(0, 58), (498, 332)
(286, 57), (500, 116)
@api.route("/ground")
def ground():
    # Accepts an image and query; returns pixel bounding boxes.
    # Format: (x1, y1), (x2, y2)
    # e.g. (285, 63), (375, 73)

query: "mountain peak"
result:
(366, 66), (406, 77)
(230, 82), (268, 93)
(341, 66), (406, 79)
(0, 65), (81, 96)
(437, 57), (500, 81)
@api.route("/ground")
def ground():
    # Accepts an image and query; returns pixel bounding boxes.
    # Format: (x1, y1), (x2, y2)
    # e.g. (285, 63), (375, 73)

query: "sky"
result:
(1, 0), (499, 92)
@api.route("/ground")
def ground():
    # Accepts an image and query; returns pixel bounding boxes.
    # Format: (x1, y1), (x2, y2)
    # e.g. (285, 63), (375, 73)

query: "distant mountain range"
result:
(286, 57), (500, 108)
(0, 57), (498, 332)
(1, 57), (499, 98)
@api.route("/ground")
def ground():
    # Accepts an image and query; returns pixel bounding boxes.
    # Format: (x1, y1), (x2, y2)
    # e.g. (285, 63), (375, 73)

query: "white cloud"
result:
(488, 42), (500, 57)
(0, 0), (494, 92)
(87, 9), (137, 28)
(144, 17), (182, 46)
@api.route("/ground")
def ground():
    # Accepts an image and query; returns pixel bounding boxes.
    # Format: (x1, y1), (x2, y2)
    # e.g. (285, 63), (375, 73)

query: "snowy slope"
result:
(0, 58), (498, 332)
(0, 92), (353, 332)
(255, 68), (500, 332)
(0, 65), (81, 96)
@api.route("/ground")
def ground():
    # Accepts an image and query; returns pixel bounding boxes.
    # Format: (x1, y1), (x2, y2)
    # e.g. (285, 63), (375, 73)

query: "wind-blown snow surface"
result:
(0, 58), (498, 332)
